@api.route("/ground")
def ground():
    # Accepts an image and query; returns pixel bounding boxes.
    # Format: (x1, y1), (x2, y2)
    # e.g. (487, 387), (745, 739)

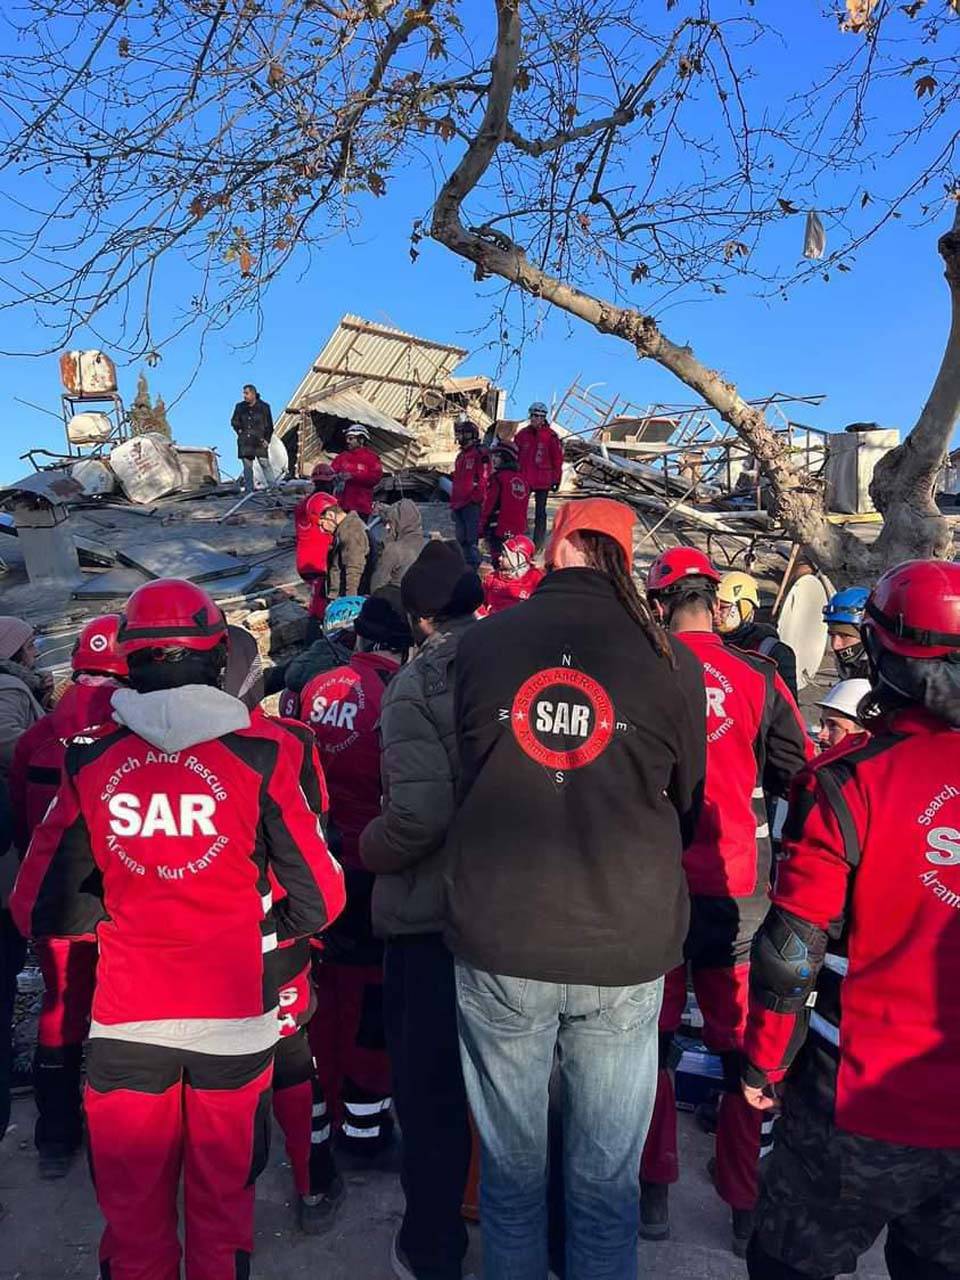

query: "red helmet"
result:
(646, 547), (721, 593)
(118, 579), (227, 655)
(311, 462), (336, 488)
(863, 560), (960, 659)
(502, 535), (535, 575)
(305, 491), (339, 521)
(72, 614), (128, 678)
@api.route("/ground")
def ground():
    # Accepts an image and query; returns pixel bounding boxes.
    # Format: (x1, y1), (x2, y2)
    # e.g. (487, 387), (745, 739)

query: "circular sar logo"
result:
(511, 666), (614, 771)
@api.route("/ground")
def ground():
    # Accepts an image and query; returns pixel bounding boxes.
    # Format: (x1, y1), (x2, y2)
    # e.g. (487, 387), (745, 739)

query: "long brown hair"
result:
(573, 532), (675, 664)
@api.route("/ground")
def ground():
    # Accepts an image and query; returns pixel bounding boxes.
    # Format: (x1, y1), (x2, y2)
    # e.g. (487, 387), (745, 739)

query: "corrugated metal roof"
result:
(278, 314), (467, 429)
(304, 390), (417, 441)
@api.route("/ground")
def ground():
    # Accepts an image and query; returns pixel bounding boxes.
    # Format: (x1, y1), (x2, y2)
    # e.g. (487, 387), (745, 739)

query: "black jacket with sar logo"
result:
(445, 567), (707, 987)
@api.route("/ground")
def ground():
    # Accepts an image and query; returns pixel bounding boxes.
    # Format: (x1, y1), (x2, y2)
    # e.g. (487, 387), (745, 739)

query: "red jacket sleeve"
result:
(549, 429), (564, 486)
(262, 725), (345, 941)
(480, 474), (499, 531)
(762, 672), (814, 798)
(743, 765), (853, 1086)
(9, 731), (30, 854)
(10, 762), (105, 941)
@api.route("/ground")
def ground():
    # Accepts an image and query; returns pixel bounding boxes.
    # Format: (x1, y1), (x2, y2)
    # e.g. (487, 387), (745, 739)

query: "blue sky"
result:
(0, 3), (954, 483)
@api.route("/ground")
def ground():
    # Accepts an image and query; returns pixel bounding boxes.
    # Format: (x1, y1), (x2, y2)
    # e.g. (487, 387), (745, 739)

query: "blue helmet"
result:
(322, 595), (366, 639)
(823, 586), (869, 629)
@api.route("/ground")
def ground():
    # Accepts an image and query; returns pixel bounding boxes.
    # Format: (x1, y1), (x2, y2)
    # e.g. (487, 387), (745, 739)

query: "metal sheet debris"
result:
(116, 537), (251, 583)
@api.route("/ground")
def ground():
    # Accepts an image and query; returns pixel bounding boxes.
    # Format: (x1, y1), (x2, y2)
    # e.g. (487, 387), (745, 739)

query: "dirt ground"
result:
(0, 1092), (889, 1280)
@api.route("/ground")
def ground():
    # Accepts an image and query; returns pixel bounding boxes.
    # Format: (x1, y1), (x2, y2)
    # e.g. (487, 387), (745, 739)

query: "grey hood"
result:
(381, 499), (422, 543)
(111, 685), (250, 752)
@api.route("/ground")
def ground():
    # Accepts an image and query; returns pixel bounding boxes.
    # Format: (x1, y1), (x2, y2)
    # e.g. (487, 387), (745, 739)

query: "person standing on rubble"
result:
(9, 615), (128, 1180)
(360, 541), (484, 1280)
(332, 424), (384, 518)
(480, 442), (531, 568)
(515, 401), (564, 552)
(231, 383), (274, 494)
(321, 502), (374, 600)
(445, 499), (706, 1280)
(743, 560), (960, 1280)
(10, 578), (345, 1280)
(302, 591), (411, 1164)
(450, 419), (491, 569)
(295, 487), (341, 640)
(642, 548), (811, 1257)
(718, 571), (799, 701)
(371, 500), (425, 591)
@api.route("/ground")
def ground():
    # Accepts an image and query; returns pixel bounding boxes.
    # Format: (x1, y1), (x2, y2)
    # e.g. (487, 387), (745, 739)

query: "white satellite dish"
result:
(777, 573), (834, 690)
(251, 434), (289, 489)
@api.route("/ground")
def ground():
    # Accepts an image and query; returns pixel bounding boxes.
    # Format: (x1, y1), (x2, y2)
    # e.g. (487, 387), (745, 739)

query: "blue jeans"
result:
(241, 458), (256, 493)
(452, 503), (481, 569)
(456, 963), (663, 1280)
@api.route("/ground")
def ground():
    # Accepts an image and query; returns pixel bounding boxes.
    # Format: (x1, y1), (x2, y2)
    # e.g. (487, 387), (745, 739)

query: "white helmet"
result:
(346, 423), (370, 441)
(815, 679), (871, 724)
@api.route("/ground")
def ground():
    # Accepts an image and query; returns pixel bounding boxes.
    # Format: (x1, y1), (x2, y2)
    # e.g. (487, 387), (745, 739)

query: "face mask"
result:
(836, 642), (869, 681)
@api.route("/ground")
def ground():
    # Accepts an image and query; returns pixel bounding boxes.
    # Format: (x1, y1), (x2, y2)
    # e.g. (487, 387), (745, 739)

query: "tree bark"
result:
(430, 0), (870, 578)
(869, 205), (960, 565)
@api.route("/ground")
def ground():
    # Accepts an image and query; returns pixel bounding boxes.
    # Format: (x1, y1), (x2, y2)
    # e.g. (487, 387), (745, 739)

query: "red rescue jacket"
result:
(477, 567), (545, 617)
(9, 679), (119, 853)
(299, 652), (399, 869)
(332, 447), (383, 517)
(480, 468), (531, 539)
(744, 709), (960, 1147)
(515, 424), (564, 492)
(10, 686), (344, 1055)
(294, 492), (335, 579)
(676, 632), (811, 898)
(450, 444), (491, 511)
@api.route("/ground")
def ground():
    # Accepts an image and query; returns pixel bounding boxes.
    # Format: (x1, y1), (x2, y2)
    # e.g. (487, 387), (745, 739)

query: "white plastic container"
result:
(110, 433), (185, 503)
(60, 350), (118, 396)
(67, 411), (114, 445)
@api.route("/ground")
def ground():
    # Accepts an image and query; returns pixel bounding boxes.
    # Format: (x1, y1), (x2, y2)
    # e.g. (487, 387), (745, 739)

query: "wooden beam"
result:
(309, 363), (449, 392)
(339, 317), (467, 358)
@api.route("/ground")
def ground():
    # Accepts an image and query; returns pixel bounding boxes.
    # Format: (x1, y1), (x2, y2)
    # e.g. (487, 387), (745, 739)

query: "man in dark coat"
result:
(231, 384), (274, 492)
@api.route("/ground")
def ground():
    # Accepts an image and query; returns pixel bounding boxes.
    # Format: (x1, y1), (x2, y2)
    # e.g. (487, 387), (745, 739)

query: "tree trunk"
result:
(869, 206), (960, 567)
(430, 0), (871, 579)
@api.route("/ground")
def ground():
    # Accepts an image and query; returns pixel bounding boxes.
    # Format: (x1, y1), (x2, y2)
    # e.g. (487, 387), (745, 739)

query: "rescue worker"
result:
(476, 535), (544, 617)
(331, 424), (384, 517)
(515, 401), (563, 551)
(302, 591), (412, 1161)
(281, 596), (366, 718)
(718, 571), (799, 700)
(450, 419), (491, 569)
(480, 443), (530, 568)
(642, 547), (811, 1256)
(743, 559), (960, 1280)
(8, 615), (128, 1178)
(10, 578), (345, 1280)
(371, 500), (425, 591)
(446, 500), (707, 1280)
(822, 586), (870, 679)
(294, 489), (340, 638)
(309, 461), (337, 495)
(813, 678), (871, 751)
(322, 501), (373, 600)
(360, 541), (483, 1280)
(230, 383), (274, 493)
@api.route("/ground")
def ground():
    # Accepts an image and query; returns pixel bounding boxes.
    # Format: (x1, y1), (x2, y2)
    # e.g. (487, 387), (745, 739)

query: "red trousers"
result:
(640, 962), (762, 1210)
(272, 960), (336, 1198)
(34, 936), (97, 1152)
(85, 1039), (273, 1280)
(309, 961), (392, 1145)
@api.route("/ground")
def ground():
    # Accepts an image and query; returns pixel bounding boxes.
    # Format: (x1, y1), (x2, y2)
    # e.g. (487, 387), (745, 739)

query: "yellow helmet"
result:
(717, 571), (760, 633)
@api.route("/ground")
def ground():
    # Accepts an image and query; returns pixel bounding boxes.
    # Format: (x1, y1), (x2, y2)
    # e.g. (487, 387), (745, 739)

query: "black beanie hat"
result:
(401, 540), (484, 619)
(354, 587), (413, 652)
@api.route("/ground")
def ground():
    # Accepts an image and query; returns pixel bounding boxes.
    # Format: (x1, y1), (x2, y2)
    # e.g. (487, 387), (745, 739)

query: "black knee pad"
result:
(886, 1234), (960, 1280)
